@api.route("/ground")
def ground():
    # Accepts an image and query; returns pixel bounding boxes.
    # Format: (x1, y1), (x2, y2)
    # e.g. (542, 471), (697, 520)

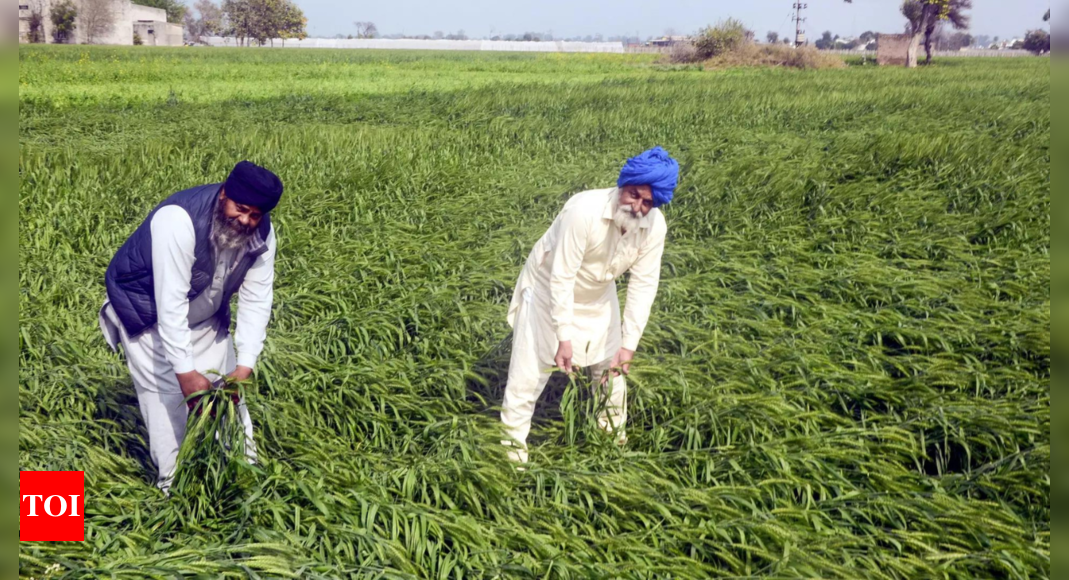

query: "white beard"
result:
(613, 204), (642, 233)
(211, 201), (255, 252)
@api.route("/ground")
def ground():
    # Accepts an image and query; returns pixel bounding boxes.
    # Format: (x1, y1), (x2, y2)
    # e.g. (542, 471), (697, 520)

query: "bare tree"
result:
(80, 0), (118, 43)
(27, 0), (47, 43)
(185, 0), (224, 44)
(353, 21), (377, 39)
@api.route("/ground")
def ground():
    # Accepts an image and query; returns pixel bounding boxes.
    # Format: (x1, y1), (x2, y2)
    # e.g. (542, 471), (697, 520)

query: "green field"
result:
(20, 46), (1049, 578)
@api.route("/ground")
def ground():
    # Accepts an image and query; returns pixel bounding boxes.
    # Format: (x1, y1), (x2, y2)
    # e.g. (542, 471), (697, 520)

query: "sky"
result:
(297, 0), (1051, 41)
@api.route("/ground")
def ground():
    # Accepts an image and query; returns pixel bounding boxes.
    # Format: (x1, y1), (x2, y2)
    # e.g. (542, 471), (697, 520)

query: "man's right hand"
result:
(176, 370), (213, 400)
(555, 340), (574, 374)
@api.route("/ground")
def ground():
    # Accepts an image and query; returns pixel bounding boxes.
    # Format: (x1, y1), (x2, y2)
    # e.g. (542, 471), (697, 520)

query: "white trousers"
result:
(500, 288), (627, 463)
(100, 304), (255, 492)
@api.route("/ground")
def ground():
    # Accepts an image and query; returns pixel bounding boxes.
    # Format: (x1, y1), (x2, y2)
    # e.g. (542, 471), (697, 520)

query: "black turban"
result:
(224, 161), (283, 213)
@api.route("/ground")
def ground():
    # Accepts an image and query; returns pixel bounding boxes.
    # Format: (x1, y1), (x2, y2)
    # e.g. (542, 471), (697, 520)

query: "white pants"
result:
(100, 303), (255, 492)
(500, 288), (627, 463)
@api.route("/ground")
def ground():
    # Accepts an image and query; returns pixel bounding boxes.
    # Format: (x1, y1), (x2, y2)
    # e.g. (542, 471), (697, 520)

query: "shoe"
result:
(502, 439), (529, 466)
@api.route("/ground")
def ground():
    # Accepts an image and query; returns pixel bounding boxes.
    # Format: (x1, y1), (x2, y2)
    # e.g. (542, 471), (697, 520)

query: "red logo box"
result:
(20, 471), (85, 541)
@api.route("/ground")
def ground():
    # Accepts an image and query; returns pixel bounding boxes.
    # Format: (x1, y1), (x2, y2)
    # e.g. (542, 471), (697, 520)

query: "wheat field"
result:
(19, 47), (1049, 579)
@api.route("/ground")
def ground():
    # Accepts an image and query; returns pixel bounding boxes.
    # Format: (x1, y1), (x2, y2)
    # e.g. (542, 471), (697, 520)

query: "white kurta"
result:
(99, 205), (276, 491)
(501, 188), (667, 460)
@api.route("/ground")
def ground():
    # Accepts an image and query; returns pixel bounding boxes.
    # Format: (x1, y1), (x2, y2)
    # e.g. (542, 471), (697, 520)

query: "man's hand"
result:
(176, 370), (212, 400)
(555, 340), (574, 374)
(603, 348), (635, 384)
(228, 366), (253, 382)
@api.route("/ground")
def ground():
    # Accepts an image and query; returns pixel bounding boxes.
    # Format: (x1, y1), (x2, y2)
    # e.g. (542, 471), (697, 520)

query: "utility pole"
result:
(793, 2), (808, 47)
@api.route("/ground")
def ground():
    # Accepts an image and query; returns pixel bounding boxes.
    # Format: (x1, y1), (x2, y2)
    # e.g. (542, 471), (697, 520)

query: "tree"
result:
(80, 0), (117, 43)
(859, 30), (876, 44)
(222, 0), (252, 45)
(1022, 29), (1050, 54)
(185, 0), (224, 44)
(814, 30), (836, 50)
(137, 0), (187, 23)
(946, 31), (972, 50)
(50, 0), (78, 43)
(354, 21), (377, 39)
(766, 31), (779, 44)
(433, 30), (444, 39)
(901, 0), (972, 65)
(277, 0), (306, 45)
(27, 0), (46, 43)
(223, 0), (304, 46)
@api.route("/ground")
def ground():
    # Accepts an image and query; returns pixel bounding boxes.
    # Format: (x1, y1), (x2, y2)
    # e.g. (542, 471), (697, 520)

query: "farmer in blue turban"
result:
(501, 147), (680, 463)
(99, 161), (283, 492)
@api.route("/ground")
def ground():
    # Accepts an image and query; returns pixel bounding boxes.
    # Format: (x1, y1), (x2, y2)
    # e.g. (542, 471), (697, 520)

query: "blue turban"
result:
(224, 161), (283, 213)
(617, 146), (679, 208)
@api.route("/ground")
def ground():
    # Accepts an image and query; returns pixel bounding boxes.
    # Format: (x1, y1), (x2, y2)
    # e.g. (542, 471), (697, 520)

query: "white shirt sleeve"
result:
(233, 224), (276, 369)
(150, 206), (198, 374)
(549, 208), (591, 342)
(621, 217), (667, 352)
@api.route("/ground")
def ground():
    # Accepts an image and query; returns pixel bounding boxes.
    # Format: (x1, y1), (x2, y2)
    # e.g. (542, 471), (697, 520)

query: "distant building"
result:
(876, 33), (917, 66)
(17, 0), (183, 46)
(648, 36), (691, 47)
(19, 3), (31, 40)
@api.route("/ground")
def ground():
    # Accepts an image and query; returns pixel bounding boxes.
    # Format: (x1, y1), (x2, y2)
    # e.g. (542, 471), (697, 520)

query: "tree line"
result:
(805, 1), (1050, 62)
(185, 0), (307, 46)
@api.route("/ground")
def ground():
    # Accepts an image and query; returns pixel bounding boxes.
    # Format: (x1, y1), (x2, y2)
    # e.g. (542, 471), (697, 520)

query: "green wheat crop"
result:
(20, 46), (1049, 579)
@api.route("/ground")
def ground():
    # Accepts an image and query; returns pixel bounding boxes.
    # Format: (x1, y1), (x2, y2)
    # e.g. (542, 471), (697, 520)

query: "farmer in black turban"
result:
(100, 161), (282, 493)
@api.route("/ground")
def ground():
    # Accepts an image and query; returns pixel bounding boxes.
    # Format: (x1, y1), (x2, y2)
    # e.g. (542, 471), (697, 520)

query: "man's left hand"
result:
(228, 365), (254, 382)
(604, 348), (635, 384)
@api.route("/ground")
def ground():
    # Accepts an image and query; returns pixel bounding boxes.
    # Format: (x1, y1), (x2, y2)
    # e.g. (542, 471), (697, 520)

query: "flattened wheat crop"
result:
(20, 47), (1049, 579)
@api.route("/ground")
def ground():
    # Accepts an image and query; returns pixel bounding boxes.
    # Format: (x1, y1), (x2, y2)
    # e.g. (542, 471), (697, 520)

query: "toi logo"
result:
(20, 471), (85, 542)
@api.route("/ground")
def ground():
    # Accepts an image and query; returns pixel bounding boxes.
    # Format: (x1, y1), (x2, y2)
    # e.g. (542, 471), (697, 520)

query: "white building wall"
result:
(133, 19), (182, 46)
(77, 0), (134, 45)
(129, 3), (164, 22)
(18, 3), (31, 42)
(204, 37), (628, 53)
(17, 0), (175, 45)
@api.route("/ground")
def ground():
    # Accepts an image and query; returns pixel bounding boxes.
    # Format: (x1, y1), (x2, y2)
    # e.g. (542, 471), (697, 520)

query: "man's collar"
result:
(602, 187), (652, 229)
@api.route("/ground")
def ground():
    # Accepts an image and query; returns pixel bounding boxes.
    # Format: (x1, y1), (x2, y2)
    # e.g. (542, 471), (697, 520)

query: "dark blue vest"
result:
(105, 184), (272, 338)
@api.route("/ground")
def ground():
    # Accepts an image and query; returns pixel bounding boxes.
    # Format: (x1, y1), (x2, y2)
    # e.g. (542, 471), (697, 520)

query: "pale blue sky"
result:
(298, 0), (1050, 41)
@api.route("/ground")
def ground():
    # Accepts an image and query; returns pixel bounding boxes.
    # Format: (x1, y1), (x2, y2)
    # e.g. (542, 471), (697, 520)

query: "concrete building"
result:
(876, 33), (919, 67)
(648, 36), (692, 47)
(18, 0), (182, 46)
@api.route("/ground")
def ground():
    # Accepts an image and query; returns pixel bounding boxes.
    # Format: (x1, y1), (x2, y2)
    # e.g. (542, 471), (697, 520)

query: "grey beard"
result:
(613, 206), (641, 232)
(211, 203), (255, 252)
